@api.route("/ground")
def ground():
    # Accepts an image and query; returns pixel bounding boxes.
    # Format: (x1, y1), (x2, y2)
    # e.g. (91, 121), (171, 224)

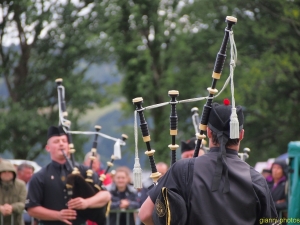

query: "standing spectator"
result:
(0, 159), (27, 225)
(17, 163), (35, 225)
(17, 163), (34, 185)
(108, 166), (140, 225)
(83, 152), (112, 186)
(267, 160), (288, 216)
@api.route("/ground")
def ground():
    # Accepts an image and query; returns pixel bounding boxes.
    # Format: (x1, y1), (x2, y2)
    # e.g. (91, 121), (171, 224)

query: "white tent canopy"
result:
(7, 159), (42, 173)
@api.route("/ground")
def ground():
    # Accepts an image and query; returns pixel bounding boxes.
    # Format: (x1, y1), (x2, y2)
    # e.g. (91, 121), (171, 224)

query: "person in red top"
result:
(83, 152), (112, 186)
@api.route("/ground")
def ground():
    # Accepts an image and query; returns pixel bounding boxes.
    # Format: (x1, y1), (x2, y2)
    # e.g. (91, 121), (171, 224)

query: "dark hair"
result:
(211, 131), (240, 147)
(17, 163), (35, 172)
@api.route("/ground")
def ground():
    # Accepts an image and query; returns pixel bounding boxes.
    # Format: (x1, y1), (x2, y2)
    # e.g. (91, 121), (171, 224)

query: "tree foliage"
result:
(233, 0), (300, 164)
(97, 0), (300, 166)
(1, 0), (299, 167)
(0, 0), (109, 160)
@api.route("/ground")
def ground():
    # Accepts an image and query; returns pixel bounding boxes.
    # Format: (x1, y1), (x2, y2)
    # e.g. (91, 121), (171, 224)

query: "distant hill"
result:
(83, 61), (121, 84)
(79, 62), (139, 169)
(81, 101), (137, 170)
(0, 61), (141, 171)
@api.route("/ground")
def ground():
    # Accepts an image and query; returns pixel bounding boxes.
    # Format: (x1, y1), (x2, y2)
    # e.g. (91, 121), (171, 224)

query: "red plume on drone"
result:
(223, 98), (230, 105)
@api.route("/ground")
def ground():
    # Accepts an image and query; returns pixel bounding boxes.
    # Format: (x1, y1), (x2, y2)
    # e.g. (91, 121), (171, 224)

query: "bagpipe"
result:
(132, 16), (241, 225)
(191, 106), (209, 153)
(55, 78), (127, 224)
(132, 16), (238, 190)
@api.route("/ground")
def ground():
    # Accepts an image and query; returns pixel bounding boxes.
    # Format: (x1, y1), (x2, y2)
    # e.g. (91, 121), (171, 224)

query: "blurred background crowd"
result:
(0, 139), (291, 225)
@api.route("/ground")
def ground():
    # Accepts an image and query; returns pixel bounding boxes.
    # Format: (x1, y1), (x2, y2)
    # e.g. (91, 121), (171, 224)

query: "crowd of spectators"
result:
(0, 149), (290, 225)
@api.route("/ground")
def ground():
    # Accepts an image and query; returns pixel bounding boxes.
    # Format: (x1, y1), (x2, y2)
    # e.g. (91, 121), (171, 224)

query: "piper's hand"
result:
(68, 197), (88, 210)
(58, 209), (77, 225)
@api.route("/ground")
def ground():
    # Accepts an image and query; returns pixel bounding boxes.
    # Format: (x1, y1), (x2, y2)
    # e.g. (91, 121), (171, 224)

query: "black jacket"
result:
(107, 183), (140, 225)
(149, 148), (278, 225)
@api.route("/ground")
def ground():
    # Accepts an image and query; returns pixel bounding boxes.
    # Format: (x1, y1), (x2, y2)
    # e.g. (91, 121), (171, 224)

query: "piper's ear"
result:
(239, 129), (244, 141)
(45, 144), (51, 153)
(207, 127), (213, 138)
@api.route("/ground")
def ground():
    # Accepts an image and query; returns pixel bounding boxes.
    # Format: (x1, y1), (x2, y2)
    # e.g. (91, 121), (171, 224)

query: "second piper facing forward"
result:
(25, 125), (111, 225)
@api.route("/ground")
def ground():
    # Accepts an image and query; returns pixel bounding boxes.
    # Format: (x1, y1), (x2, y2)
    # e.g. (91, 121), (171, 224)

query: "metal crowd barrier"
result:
(1, 209), (140, 225)
(0, 211), (35, 225)
(0, 214), (16, 225)
(0, 208), (288, 225)
(106, 209), (140, 225)
(0, 214), (14, 225)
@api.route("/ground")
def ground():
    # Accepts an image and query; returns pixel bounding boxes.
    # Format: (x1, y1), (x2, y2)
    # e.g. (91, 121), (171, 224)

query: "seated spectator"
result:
(0, 159), (27, 225)
(83, 151), (112, 186)
(266, 160), (288, 217)
(108, 166), (140, 225)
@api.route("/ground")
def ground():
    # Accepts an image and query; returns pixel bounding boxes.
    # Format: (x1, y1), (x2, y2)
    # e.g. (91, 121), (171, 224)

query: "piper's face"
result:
(114, 171), (129, 189)
(46, 135), (69, 161)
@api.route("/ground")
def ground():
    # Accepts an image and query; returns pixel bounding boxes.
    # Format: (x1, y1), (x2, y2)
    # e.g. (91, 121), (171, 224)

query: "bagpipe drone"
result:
(132, 16), (239, 189)
(55, 78), (127, 224)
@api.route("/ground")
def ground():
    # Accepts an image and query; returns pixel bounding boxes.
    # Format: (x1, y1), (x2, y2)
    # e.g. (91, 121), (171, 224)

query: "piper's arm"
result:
(139, 197), (155, 225)
(68, 190), (111, 209)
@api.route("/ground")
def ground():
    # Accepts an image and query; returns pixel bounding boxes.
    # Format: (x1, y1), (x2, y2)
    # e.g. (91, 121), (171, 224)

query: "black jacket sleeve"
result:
(251, 168), (278, 224)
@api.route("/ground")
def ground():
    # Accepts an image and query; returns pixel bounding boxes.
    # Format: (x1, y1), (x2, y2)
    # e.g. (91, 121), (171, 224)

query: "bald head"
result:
(156, 162), (168, 177)
(83, 151), (101, 172)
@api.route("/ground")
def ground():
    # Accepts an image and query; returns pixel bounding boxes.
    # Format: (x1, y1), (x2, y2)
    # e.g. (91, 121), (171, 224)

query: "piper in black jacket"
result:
(139, 101), (278, 225)
(26, 126), (111, 225)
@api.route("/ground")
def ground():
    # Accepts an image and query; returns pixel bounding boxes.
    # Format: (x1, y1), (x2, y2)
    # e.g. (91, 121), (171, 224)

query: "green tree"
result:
(231, 0), (300, 164)
(0, 0), (109, 160)
(96, 0), (213, 166)
(97, 0), (300, 166)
